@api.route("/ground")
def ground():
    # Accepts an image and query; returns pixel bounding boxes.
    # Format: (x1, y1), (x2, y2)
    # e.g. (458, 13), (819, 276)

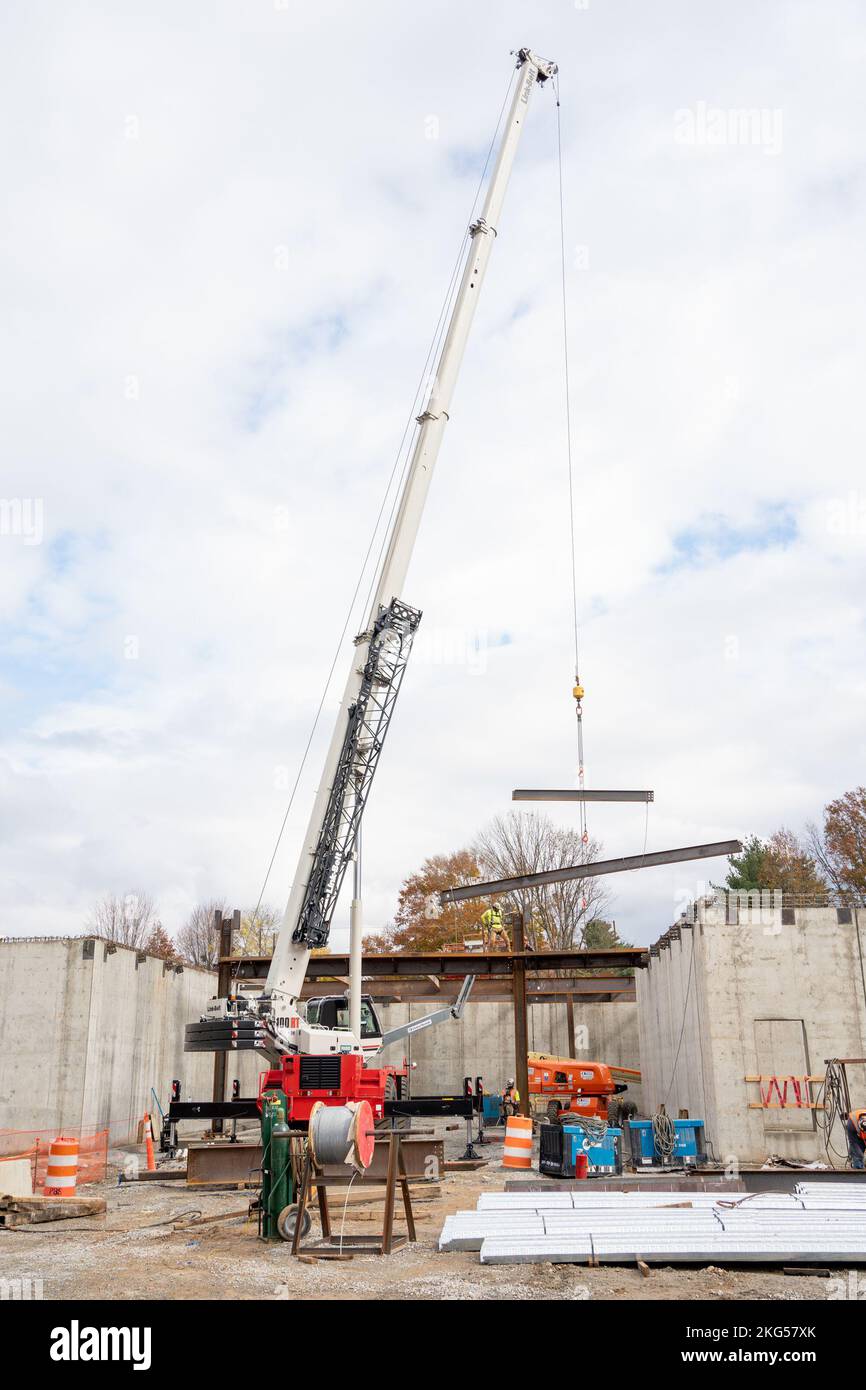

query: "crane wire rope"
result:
(554, 76), (651, 887)
(553, 76), (588, 862)
(251, 68), (518, 919)
(814, 1059), (851, 1166)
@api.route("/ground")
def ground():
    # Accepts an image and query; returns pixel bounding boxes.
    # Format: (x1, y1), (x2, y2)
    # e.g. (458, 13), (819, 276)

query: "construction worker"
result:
(847, 1110), (866, 1169)
(480, 904), (510, 951)
(500, 1078), (521, 1123)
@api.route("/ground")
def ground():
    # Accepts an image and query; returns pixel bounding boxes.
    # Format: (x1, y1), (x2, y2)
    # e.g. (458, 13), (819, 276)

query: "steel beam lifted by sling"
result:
(513, 789), (654, 803)
(439, 839), (742, 903)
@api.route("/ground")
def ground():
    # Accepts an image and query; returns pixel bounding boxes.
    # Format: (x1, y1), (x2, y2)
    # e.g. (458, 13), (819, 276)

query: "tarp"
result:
(0, 1126), (109, 1186)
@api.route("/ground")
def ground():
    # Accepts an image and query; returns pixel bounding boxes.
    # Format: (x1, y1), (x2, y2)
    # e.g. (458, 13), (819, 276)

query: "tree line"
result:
(367, 785), (866, 954)
(720, 786), (866, 899)
(83, 786), (866, 963)
(362, 808), (630, 954)
(84, 895), (282, 966)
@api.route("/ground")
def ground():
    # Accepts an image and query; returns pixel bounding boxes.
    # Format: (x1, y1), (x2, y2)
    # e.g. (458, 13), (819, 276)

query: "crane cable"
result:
(814, 1060), (851, 1166)
(554, 75), (589, 871)
(652, 1110), (677, 1164)
(553, 78), (651, 879)
(251, 68), (519, 919)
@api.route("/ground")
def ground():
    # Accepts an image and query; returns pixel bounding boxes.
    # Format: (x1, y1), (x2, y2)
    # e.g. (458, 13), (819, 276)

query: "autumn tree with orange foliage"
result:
(145, 923), (178, 961)
(759, 828), (828, 895)
(810, 786), (866, 899)
(721, 828), (827, 895)
(363, 849), (490, 953)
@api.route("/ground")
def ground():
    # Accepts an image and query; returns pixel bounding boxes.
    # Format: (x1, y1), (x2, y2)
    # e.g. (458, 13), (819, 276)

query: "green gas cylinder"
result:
(260, 1091), (293, 1241)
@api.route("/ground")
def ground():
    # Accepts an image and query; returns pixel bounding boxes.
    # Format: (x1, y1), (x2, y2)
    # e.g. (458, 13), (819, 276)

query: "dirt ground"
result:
(0, 1126), (841, 1302)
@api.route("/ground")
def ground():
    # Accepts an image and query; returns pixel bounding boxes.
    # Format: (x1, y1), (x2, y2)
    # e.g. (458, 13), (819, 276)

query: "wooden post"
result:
(511, 911), (530, 1118)
(382, 1134), (398, 1255)
(398, 1141), (416, 1243)
(212, 909), (237, 1135)
(291, 1151), (313, 1256)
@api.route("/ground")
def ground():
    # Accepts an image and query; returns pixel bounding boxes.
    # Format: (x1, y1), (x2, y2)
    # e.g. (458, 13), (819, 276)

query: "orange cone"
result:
(502, 1115), (533, 1170)
(43, 1136), (79, 1196)
(144, 1113), (156, 1172)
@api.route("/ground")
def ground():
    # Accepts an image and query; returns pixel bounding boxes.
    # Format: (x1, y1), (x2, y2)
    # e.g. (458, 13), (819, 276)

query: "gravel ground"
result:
(0, 1127), (844, 1302)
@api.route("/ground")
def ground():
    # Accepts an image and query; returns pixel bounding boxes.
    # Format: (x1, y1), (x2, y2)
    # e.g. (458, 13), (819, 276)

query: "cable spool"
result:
(308, 1101), (375, 1172)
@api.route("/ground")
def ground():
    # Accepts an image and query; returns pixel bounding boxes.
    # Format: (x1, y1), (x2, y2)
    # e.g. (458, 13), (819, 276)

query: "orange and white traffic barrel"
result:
(43, 1136), (79, 1196)
(502, 1115), (533, 1170)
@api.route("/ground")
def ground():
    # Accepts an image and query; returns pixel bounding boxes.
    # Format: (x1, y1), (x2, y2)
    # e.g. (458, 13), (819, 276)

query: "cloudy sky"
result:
(2, 1), (864, 951)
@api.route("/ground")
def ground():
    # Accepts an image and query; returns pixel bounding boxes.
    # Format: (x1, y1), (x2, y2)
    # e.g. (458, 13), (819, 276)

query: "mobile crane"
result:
(187, 48), (559, 1124)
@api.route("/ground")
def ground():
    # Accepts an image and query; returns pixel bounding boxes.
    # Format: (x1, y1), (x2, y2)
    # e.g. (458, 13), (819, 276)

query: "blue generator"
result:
(671, 1118), (706, 1165)
(627, 1118), (706, 1167)
(628, 1119), (656, 1166)
(539, 1123), (623, 1177)
(481, 1093), (502, 1128)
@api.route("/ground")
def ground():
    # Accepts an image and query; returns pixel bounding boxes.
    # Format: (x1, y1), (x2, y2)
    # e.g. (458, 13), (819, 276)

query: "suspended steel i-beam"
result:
(439, 839), (742, 903)
(512, 789), (655, 803)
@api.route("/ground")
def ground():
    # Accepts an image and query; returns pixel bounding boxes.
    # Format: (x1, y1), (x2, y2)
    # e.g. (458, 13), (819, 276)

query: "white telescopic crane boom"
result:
(263, 49), (557, 1047)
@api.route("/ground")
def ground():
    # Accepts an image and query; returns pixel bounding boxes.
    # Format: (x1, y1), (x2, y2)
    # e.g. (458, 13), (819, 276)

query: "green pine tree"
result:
(718, 835), (767, 892)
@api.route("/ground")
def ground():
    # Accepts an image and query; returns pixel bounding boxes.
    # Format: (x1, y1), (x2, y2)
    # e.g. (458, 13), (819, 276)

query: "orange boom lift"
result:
(527, 1053), (640, 1123)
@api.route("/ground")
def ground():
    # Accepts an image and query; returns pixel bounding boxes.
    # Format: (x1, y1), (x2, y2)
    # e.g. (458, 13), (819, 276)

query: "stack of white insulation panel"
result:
(437, 1183), (866, 1265)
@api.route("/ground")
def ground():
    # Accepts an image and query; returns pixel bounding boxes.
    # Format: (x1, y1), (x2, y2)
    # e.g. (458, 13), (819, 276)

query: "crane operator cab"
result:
(304, 994), (384, 1054)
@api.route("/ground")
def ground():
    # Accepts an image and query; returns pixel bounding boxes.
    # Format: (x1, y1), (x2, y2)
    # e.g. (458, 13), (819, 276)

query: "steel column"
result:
(511, 911), (530, 1119)
(212, 909), (238, 1134)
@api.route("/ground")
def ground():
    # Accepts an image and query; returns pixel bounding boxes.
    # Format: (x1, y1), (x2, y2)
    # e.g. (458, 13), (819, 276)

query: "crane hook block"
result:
(573, 684), (585, 701)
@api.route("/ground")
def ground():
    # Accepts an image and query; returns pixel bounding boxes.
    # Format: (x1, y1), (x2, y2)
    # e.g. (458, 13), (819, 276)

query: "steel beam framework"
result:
(512, 789), (654, 803)
(297, 975), (636, 1004)
(227, 947), (647, 980)
(439, 840), (742, 903)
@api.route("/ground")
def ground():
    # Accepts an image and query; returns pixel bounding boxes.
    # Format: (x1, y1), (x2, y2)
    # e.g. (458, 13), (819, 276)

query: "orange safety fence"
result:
(0, 1127), (109, 1187)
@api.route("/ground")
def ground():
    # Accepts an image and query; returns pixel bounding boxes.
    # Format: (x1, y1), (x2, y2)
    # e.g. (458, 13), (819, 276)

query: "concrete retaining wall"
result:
(0, 937), (641, 1139)
(10, 901), (862, 1165)
(0, 938), (257, 1143)
(637, 899), (866, 1166)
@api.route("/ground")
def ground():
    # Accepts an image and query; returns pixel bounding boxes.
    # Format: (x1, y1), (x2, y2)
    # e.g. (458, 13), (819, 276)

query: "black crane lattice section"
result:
(294, 597), (422, 949)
